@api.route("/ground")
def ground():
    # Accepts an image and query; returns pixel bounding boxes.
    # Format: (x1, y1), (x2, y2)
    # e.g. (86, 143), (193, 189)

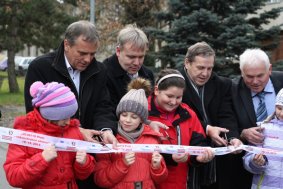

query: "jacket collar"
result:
(180, 67), (216, 112)
(107, 53), (151, 79)
(238, 77), (257, 123)
(148, 95), (191, 127)
(14, 109), (80, 135)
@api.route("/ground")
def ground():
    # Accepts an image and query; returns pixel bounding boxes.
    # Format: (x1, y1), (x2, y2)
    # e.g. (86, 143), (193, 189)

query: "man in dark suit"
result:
(180, 42), (243, 189)
(233, 48), (283, 144)
(103, 25), (154, 109)
(232, 48), (283, 189)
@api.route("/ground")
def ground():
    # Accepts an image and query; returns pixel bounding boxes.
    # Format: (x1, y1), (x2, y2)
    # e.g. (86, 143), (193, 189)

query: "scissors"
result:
(223, 132), (231, 147)
(159, 130), (174, 144)
(93, 134), (112, 150)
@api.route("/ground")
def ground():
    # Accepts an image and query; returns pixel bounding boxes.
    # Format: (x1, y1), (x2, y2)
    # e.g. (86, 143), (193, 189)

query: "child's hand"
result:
(172, 153), (188, 163)
(196, 148), (215, 163)
(76, 150), (87, 165)
(123, 152), (135, 166)
(151, 152), (162, 169)
(253, 154), (266, 166)
(42, 144), (57, 162)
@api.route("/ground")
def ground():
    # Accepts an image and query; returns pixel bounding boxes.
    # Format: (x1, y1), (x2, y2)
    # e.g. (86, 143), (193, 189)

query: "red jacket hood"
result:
(14, 108), (80, 135)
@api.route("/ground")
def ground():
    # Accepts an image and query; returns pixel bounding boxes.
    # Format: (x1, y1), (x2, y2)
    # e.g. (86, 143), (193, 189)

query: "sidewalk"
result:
(0, 105), (24, 189)
(0, 143), (18, 189)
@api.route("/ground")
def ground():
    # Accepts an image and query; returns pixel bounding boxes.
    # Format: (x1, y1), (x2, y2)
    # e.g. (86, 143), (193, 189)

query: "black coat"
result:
(25, 42), (117, 132)
(180, 68), (242, 189)
(181, 69), (239, 138)
(103, 54), (154, 110)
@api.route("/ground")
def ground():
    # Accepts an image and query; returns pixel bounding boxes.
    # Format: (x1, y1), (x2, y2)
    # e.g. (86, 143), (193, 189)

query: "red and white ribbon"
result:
(0, 127), (282, 156)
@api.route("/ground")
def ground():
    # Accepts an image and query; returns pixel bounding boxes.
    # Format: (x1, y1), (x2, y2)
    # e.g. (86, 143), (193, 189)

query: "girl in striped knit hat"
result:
(4, 81), (95, 189)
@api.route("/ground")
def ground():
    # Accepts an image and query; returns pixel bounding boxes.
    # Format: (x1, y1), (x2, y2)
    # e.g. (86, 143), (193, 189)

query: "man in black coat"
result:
(103, 25), (154, 110)
(180, 42), (242, 189)
(232, 48), (283, 189)
(25, 20), (117, 189)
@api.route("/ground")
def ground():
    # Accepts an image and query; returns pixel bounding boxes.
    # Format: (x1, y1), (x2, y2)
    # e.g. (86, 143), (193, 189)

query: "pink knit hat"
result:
(30, 81), (78, 120)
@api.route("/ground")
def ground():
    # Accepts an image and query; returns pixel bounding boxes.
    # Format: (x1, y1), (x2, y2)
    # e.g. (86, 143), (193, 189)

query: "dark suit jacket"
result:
(103, 54), (154, 111)
(232, 71), (283, 134)
(230, 71), (283, 189)
(180, 68), (238, 139)
(180, 68), (242, 189)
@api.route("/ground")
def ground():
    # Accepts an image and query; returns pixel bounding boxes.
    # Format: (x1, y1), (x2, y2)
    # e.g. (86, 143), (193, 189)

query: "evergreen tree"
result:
(147, 0), (282, 76)
(0, 0), (78, 93)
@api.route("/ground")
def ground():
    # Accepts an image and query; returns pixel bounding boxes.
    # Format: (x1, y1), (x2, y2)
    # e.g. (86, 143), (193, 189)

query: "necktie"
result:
(256, 92), (268, 122)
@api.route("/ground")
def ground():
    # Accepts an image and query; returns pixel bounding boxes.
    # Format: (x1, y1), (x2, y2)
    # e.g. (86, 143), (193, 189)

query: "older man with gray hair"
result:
(232, 48), (283, 189)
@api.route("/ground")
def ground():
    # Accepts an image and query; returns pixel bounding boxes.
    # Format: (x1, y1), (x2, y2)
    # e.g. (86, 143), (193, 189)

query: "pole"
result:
(90, 0), (95, 24)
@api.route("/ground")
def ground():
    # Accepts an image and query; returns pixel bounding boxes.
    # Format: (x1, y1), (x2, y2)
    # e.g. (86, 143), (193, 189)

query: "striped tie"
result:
(256, 92), (268, 122)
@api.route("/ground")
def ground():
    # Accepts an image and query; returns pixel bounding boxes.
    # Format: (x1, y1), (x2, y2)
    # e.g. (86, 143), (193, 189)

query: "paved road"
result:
(0, 105), (24, 189)
(0, 143), (18, 189)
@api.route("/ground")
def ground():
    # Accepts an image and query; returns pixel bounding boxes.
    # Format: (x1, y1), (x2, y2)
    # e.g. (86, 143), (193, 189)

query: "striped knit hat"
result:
(30, 81), (78, 120)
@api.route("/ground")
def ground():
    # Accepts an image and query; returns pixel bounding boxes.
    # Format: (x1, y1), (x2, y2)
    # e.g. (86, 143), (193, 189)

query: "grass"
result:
(0, 71), (25, 106)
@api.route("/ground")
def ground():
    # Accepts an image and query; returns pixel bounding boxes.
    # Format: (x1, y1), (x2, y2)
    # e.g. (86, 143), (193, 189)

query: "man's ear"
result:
(64, 39), (70, 52)
(116, 46), (121, 56)
(184, 58), (190, 69)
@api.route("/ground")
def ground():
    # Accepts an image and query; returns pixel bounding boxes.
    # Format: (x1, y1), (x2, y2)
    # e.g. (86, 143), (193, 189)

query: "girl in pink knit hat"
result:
(4, 81), (95, 189)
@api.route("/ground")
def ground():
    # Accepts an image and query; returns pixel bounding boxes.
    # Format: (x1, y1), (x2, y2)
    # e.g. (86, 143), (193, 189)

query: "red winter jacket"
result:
(94, 125), (168, 189)
(4, 109), (95, 189)
(148, 96), (207, 189)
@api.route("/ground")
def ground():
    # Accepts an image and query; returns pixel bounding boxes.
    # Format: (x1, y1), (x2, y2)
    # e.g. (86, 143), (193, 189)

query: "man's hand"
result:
(229, 138), (243, 154)
(207, 125), (229, 146)
(101, 130), (118, 149)
(79, 127), (102, 143)
(149, 121), (169, 133)
(240, 127), (264, 145)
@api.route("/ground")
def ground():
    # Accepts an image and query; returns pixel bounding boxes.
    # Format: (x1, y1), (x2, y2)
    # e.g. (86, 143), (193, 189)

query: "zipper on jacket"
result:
(176, 125), (181, 145)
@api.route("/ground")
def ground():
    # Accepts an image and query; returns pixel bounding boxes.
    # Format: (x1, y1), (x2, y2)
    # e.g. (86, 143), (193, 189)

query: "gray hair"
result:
(117, 25), (148, 50)
(239, 49), (270, 71)
(185, 41), (215, 62)
(65, 20), (100, 46)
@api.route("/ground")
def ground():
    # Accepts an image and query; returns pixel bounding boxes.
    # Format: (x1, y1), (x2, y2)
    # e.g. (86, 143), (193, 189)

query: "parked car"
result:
(15, 56), (35, 75)
(0, 58), (7, 71)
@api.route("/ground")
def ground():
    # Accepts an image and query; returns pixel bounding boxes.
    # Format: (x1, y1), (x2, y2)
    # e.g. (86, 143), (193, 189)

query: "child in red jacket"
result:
(94, 78), (168, 189)
(4, 81), (95, 189)
(148, 69), (215, 189)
